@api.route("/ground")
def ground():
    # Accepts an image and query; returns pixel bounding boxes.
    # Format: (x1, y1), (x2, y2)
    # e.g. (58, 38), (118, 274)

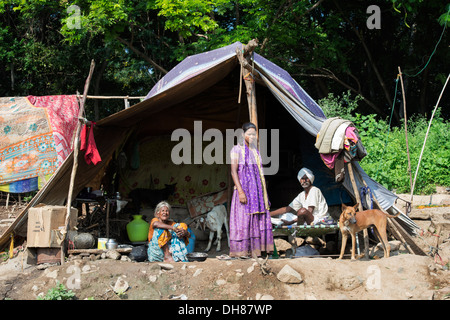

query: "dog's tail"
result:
(381, 210), (402, 219)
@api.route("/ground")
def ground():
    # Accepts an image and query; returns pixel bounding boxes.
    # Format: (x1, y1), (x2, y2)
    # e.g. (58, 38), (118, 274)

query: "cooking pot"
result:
(106, 238), (118, 250)
(187, 252), (208, 262)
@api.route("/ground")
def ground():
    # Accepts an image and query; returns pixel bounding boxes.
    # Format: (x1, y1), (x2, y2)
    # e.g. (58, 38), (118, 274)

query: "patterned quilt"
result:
(0, 96), (78, 191)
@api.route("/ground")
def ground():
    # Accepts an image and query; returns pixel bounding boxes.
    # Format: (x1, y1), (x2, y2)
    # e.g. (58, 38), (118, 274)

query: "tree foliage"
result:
(0, 0), (449, 122)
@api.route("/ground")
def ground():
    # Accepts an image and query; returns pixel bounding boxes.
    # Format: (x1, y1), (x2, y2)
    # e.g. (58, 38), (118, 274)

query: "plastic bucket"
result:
(186, 228), (196, 253)
(98, 238), (108, 250)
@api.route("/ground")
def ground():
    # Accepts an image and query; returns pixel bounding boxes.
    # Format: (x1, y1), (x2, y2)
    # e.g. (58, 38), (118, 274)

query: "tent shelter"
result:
(0, 41), (418, 251)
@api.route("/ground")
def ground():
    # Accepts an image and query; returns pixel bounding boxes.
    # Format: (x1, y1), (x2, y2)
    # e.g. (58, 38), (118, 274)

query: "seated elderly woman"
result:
(147, 201), (190, 262)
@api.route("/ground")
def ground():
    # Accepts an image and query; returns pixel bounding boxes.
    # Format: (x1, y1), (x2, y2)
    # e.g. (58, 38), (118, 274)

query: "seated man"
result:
(270, 168), (335, 226)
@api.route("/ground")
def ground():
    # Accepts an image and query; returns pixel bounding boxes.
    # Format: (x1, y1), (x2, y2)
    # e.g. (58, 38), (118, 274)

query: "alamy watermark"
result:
(170, 121), (280, 175)
(367, 5), (381, 29)
(66, 5), (81, 30)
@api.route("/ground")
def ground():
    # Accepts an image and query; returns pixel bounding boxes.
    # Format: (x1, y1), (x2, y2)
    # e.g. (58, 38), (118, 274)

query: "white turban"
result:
(297, 168), (315, 184)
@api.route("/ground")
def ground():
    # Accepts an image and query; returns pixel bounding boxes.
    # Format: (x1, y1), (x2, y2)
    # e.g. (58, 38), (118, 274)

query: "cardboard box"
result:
(27, 206), (78, 248)
(37, 248), (62, 264)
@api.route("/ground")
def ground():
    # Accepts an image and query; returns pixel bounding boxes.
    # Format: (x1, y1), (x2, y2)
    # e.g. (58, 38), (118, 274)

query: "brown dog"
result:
(338, 203), (401, 260)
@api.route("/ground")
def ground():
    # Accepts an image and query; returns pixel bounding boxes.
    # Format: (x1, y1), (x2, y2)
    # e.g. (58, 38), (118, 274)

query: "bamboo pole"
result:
(346, 162), (369, 258)
(398, 67), (413, 193)
(410, 73), (450, 202)
(61, 60), (96, 264)
(236, 39), (259, 133)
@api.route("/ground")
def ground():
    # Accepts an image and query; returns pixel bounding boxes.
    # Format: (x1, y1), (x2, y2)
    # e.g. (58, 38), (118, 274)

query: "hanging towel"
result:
(80, 123), (101, 165)
(331, 122), (350, 152)
(315, 117), (352, 154)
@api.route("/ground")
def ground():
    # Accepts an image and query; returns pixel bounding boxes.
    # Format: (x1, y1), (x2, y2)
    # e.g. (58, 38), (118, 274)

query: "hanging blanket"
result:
(0, 96), (78, 187)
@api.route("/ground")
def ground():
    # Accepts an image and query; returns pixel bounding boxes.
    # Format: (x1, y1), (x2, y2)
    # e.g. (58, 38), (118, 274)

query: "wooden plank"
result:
(68, 248), (132, 254)
(391, 218), (428, 256)
(386, 218), (414, 255)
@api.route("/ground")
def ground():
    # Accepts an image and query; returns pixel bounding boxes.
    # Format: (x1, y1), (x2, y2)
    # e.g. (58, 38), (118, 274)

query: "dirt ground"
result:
(0, 193), (449, 301)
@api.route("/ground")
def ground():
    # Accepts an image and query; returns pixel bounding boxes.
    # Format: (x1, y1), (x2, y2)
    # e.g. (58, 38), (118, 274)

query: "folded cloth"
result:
(331, 122), (350, 152)
(315, 117), (352, 154)
(344, 126), (358, 150)
(320, 152), (341, 169)
(271, 212), (298, 226)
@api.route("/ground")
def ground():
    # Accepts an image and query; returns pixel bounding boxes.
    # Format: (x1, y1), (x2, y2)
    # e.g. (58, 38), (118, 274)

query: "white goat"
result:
(196, 204), (230, 252)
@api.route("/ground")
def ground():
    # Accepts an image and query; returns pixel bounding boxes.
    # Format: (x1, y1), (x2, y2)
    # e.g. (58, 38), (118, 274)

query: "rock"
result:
(193, 268), (203, 277)
(305, 236), (326, 246)
(216, 279), (227, 286)
(276, 264), (303, 284)
(81, 265), (91, 273)
(260, 294), (274, 300)
(328, 274), (363, 291)
(149, 275), (158, 282)
(295, 237), (305, 246)
(274, 238), (292, 251)
(45, 269), (58, 279)
(121, 256), (131, 262)
(158, 263), (174, 270)
(409, 211), (431, 220)
(106, 250), (121, 260)
(113, 276), (129, 294)
(376, 240), (402, 252)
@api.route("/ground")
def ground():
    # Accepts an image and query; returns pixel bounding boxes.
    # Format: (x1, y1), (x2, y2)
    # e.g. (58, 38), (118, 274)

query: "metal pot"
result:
(74, 233), (95, 249)
(187, 252), (208, 262)
(106, 238), (118, 250)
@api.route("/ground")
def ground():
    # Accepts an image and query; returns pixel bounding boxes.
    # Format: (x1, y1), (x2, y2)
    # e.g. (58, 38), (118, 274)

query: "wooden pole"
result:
(61, 60), (96, 264)
(410, 73), (450, 202)
(346, 162), (369, 259)
(398, 67), (413, 193)
(236, 39), (259, 133)
(432, 226), (442, 258)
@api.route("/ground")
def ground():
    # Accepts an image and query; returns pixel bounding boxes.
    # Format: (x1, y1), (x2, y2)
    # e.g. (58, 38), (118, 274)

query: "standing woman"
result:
(229, 122), (274, 258)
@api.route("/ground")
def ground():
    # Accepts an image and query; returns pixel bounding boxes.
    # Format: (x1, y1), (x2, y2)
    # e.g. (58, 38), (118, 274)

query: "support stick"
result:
(398, 67), (413, 193)
(346, 162), (369, 259)
(410, 73), (449, 202)
(61, 60), (96, 264)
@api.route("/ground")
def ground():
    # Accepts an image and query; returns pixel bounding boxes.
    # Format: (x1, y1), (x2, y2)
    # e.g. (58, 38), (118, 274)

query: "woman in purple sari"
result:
(229, 122), (274, 258)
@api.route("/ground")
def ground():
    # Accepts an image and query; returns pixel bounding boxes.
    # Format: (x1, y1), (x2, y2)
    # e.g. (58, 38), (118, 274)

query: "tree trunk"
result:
(93, 59), (108, 121)
(117, 37), (168, 75)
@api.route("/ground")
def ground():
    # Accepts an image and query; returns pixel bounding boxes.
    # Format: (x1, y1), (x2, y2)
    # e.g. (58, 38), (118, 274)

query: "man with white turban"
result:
(270, 168), (334, 226)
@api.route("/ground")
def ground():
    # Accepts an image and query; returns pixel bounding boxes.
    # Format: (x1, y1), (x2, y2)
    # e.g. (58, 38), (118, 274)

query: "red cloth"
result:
(80, 123), (101, 165)
(80, 124), (88, 151)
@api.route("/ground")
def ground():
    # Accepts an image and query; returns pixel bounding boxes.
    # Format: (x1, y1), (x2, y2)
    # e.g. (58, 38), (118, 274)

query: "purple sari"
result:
(229, 144), (274, 257)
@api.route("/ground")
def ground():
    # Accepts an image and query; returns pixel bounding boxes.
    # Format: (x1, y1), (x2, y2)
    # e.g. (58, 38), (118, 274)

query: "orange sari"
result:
(148, 218), (189, 247)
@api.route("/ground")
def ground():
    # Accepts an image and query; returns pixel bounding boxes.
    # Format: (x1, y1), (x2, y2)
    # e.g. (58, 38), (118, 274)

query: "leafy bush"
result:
(319, 92), (449, 194)
(37, 282), (76, 300)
